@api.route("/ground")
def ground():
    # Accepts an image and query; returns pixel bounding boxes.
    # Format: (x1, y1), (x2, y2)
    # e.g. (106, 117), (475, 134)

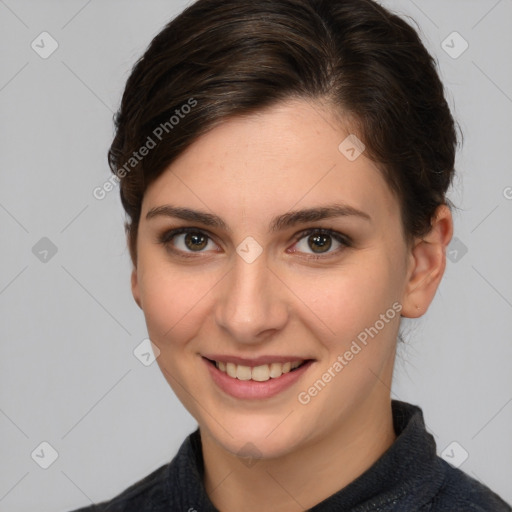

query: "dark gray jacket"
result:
(70, 401), (511, 511)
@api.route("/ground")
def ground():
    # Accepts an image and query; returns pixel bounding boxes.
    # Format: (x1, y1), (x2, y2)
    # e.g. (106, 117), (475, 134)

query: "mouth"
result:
(202, 356), (315, 400)
(204, 357), (311, 381)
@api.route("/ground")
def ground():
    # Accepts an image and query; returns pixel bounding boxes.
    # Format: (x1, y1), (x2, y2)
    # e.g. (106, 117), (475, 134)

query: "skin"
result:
(130, 98), (453, 512)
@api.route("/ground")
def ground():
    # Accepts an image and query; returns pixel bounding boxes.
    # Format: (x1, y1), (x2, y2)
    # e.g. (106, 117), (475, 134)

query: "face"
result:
(131, 99), (414, 459)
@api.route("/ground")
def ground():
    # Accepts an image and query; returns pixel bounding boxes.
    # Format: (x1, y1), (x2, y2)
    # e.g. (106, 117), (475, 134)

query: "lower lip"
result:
(203, 357), (314, 400)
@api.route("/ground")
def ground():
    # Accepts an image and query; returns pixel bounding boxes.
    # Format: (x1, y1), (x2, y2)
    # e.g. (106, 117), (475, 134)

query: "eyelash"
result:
(157, 227), (352, 260)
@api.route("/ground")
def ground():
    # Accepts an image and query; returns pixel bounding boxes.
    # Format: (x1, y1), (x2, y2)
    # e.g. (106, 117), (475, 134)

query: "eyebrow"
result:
(145, 203), (371, 231)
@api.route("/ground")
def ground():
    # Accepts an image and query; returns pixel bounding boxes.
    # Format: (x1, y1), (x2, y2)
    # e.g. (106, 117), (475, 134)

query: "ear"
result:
(401, 204), (453, 318)
(127, 230), (142, 310)
(131, 268), (142, 310)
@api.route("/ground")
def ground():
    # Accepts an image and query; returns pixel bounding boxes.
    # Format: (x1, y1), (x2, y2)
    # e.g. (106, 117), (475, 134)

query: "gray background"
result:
(0, 0), (511, 510)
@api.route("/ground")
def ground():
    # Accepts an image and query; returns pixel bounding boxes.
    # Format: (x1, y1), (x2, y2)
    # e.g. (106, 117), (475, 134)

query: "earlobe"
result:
(401, 205), (453, 318)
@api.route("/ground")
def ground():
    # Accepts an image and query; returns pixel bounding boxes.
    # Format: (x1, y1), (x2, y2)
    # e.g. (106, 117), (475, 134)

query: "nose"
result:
(214, 252), (289, 344)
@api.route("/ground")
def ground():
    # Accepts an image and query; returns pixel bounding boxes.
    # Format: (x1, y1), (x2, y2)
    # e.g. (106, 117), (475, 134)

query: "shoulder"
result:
(66, 429), (208, 512)
(424, 459), (511, 512)
(67, 462), (171, 512)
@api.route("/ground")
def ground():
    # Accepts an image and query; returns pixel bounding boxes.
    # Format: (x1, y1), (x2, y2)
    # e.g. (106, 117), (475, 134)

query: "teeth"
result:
(215, 360), (304, 381)
(236, 364), (252, 381)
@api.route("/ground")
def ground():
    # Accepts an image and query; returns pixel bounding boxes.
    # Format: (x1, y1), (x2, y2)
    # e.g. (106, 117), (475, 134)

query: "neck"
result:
(201, 392), (396, 512)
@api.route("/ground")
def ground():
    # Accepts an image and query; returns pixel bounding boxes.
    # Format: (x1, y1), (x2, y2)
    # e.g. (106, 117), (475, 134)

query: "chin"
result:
(204, 415), (307, 461)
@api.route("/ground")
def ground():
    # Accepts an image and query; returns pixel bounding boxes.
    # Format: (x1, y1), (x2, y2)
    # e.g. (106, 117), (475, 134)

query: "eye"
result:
(158, 226), (350, 259)
(159, 228), (218, 255)
(291, 228), (350, 257)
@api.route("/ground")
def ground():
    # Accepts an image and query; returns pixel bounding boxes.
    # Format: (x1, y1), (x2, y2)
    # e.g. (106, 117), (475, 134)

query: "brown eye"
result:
(292, 228), (350, 258)
(159, 228), (217, 254)
(184, 232), (208, 251)
(308, 233), (332, 253)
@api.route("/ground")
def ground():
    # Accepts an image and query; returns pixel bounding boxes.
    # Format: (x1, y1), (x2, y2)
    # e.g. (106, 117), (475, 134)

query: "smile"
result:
(211, 359), (306, 381)
(203, 357), (315, 400)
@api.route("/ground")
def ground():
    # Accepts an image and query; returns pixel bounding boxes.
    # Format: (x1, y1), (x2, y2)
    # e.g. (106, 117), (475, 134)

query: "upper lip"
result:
(202, 354), (313, 367)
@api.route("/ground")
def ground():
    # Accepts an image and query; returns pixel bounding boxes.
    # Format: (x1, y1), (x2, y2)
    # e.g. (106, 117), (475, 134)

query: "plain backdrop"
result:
(0, 0), (511, 510)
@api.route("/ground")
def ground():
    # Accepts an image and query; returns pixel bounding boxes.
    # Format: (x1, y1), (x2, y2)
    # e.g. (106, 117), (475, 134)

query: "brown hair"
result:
(108, 0), (459, 265)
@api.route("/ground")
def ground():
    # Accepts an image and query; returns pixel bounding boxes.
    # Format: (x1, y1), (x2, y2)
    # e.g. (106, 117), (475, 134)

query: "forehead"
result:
(141, 99), (398, 225)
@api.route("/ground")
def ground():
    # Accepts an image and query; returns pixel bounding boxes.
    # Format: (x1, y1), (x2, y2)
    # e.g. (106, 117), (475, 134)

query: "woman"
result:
(72, 0), (511, 510)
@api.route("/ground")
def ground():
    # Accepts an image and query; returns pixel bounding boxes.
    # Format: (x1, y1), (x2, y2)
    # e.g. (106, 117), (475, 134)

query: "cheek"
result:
(289, 264), (402, 402)
(137, 260), (220, 348)
(284, 258), (402, 346)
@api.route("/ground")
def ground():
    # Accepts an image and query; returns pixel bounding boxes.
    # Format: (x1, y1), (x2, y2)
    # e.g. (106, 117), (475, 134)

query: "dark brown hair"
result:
(108, 0), (458, 265)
